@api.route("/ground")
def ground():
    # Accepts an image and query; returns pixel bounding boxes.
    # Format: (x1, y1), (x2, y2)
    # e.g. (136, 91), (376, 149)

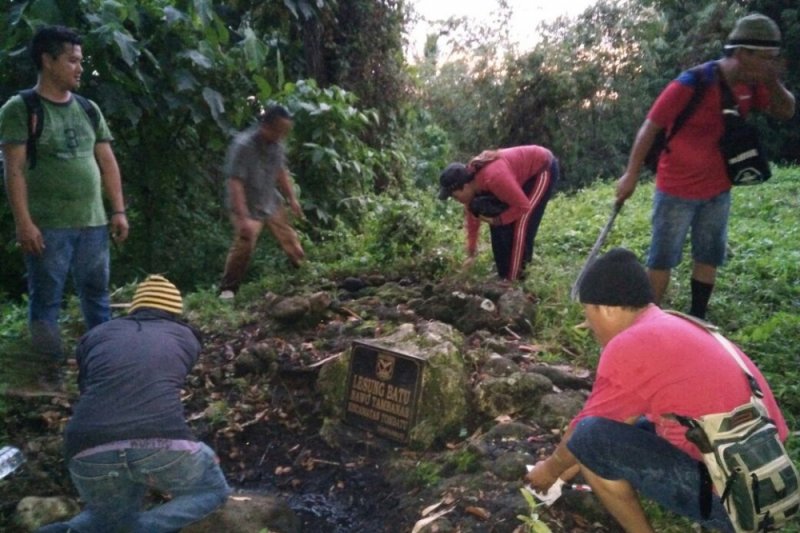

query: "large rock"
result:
(473, 372), (553, 419)
(490, 451), (537, 481)
(233, 341), (279, 376)
(534, 390), (587, 431)
(530, 364), (592, 390)
(482, 354), (520, 377)
(265, 291), (332, 322)
(15, 496), (79, 532)
(184, 493), (300, 533)
(317, 321), (468, 450)
(410, 282), (539, 335)
(496, 289), (536, 333)
(411, 291), (505, 333)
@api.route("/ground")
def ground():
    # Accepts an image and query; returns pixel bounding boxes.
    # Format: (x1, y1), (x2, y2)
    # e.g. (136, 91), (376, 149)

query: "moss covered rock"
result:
(317, 321), (468, 450)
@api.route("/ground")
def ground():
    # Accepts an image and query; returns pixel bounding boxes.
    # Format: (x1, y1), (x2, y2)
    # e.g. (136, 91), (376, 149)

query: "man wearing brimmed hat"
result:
(37, 275), (230, 533)
(438, 145), (559, 281)
(525, 248), (789, 532)
(615, 13), (795, 320)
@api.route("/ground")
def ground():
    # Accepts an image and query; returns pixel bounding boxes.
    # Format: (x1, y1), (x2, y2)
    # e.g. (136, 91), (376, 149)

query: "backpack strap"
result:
(18, 89), (101, 170)
(663, 62), (717, 154)
(664, 310), (764, 398)
(73, 93), (100, 131)
(18, 88), (44, 170)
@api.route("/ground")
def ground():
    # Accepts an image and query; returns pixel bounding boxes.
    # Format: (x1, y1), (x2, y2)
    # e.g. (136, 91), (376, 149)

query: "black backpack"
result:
(469, 193), (508, 218)
(18, 88), (100, 170)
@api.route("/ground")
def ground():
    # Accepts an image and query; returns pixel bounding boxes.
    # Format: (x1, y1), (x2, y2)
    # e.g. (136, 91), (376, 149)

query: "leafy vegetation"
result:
(518, 487), (553, 533)
(0, 0), (410, 295)
(408, 460), (442, 489)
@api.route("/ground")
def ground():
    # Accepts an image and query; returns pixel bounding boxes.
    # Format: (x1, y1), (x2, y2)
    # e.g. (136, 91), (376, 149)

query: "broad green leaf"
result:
(181, 50), (213, 69)
(282, 0), (299, 20)
(101, 0), (127, 23)
(193, 0), (214, 26)
(212, 17), (230, 46)
(202, 87), (225, 121)
(9, 2), (27, 25)
(163, 6), (188, 26)
(253, 75), (272, 99)
(174, 70), (199, 92)
(112, 30), (139, 67)
(242, 28), (267, 73)
(27, 0), (62, 23)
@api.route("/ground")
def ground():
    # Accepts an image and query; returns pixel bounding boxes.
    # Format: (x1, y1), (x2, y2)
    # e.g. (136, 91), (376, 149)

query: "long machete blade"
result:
(570, 202), (623, 301)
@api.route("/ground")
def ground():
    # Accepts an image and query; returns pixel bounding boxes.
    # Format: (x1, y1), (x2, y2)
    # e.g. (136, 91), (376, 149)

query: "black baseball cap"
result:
(438, 163), (473, 200)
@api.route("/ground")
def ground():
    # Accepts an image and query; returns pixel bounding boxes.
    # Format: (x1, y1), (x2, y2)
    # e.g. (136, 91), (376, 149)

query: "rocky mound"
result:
(3, 275), (621, 532)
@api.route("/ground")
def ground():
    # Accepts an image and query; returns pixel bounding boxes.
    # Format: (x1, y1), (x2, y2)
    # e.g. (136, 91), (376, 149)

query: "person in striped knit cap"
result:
(37, 275), (230, 533)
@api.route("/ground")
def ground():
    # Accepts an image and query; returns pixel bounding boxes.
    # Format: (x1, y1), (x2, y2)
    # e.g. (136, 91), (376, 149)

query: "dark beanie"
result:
(578, 248), (654, 307)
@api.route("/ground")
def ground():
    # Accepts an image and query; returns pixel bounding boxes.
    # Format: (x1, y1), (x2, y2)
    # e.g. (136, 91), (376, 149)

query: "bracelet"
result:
(111, 211), (126, 217)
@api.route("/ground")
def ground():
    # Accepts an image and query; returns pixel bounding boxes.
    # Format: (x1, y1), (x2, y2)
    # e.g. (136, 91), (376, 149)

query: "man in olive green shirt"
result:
(0, 26), (128, 389)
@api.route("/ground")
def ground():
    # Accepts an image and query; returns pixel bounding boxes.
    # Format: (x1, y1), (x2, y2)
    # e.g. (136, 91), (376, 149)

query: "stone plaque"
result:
(344, 341), (424, 444)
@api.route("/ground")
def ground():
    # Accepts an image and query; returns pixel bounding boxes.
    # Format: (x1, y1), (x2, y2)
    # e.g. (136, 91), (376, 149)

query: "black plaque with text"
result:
(344, 341), (424, 444)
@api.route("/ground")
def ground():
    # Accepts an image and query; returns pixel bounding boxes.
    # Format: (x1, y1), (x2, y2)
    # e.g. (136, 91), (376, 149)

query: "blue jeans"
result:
(48, 443), (230, 533)
(647, 190), (730, 269)
(567, 416), (734, 532)
(25, 226), (110, 359)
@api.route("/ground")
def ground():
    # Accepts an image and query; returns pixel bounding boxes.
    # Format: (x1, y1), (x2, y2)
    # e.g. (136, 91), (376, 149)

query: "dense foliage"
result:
(0, 0), (411, 297)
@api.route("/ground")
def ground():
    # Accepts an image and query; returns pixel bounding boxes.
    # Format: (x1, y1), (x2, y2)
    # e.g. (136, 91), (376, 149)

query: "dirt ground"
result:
(0, 281), (610, 533)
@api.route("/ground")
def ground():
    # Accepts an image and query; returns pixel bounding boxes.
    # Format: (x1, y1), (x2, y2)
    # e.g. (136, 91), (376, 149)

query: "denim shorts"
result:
(567, 416), (733, 532)
(647, 190), (730, 269)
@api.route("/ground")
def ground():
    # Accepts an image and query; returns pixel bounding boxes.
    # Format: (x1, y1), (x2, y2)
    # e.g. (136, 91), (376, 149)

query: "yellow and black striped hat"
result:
(129, 275), (183, 315)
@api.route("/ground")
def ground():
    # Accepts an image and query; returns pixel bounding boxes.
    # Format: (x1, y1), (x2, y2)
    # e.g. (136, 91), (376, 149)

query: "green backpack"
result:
(668, 311), (800, 532)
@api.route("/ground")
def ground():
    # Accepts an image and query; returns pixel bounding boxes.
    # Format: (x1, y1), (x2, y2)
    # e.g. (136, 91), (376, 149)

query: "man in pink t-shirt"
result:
(615, 13), (795, 320)
(525, 248), (789, 532)
(438, 145), (558, 281)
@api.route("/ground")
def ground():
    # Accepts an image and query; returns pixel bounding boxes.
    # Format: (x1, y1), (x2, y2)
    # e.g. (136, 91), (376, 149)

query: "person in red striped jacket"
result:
(438, 145), (559, 281)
